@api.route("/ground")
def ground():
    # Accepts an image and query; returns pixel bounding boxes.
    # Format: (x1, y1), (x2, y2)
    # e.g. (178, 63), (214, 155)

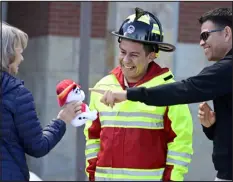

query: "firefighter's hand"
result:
(89, 88), (127, 108)
(198, 102), (216, 128)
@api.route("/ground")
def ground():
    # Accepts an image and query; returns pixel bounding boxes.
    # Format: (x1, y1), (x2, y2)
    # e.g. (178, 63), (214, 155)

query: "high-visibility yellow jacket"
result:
(84, 62), (193, 181)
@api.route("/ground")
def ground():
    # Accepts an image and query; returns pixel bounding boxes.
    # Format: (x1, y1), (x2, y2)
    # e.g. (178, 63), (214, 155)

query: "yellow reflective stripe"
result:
(166, 158), (189, 167)
(168, 150), (192, 159)
(86, 151), (98, 159)
(85, 140), (100, 152)
(152, 30), (160, 35)
(95, 167), (164, 180)
(138, 14), (150, 24)
(86, 143), (100, 150)
(95, 177), (162, 181)
(152, 30), (164, 35)
(99, 111), (163, 120)
(96, 167), (164, 176)
(95, 83), (122, 88)
(101, 120), (164, 129)
(85, 139), (100, 160)
(152, 24), (164, 35)
(126, 14), (150, 25)
(85, 142), (100, 158)
(153, 24), (159, 30)
(85, 148), (99, 156)
(86, 139), (100, 146)
(152, 24), (160, 34)
(127, 14), (136, 22)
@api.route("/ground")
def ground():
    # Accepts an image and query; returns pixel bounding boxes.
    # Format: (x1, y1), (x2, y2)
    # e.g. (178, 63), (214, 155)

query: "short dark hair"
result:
(143, 44), (159, 56)
(198, 8), (232, 29)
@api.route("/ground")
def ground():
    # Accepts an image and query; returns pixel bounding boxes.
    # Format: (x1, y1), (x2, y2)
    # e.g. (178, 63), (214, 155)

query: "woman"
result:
(1, 22), (81, 181)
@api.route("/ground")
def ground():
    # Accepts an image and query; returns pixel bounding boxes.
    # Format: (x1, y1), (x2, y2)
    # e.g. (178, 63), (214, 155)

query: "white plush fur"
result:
(66, 87), (97, 127)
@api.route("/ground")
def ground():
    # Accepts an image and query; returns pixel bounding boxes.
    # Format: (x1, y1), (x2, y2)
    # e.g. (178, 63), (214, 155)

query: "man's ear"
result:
(224, 26), (232, 42)
(148, 52), (156, 62)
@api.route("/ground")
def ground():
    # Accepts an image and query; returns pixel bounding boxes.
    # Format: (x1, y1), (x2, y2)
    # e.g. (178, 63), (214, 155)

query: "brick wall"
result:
(7, 2), (231, 41)
(7, 2), (49, 37)
(48, 2), (80, 37)
(7, 2), (108, 38)
(178, 2), (232, 43)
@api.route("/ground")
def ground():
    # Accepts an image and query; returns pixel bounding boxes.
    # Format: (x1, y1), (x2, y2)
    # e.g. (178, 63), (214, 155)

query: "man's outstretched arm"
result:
(127, 59), (232, 106)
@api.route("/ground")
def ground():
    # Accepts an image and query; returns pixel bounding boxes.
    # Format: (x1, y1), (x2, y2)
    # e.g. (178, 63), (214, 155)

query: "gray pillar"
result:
(76, 1), (92, 181)
(171, 2), (180, 78)
(104, 2), (117, 74)
(2, 2), (8, 22)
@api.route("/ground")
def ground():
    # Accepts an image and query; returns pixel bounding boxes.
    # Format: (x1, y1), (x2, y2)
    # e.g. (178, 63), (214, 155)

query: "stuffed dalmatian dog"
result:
(56, 79), (97, 127)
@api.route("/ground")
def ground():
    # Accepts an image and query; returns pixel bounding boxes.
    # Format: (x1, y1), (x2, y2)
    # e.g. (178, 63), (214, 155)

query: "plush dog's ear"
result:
(72, 85), (77, 90)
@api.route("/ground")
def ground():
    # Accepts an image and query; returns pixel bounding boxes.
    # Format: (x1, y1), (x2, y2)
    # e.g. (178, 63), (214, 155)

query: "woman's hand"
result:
(57, 101), (82, 124)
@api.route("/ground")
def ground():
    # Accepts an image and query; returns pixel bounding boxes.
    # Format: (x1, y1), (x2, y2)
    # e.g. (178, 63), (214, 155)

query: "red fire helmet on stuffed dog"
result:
(56, 79), (81, 107)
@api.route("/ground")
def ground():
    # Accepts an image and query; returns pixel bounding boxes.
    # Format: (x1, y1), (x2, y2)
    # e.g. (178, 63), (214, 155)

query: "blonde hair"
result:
(1, 22), (28, 72)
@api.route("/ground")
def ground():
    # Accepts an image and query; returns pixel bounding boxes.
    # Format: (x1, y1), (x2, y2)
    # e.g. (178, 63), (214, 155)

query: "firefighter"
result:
(90, 7), (232, 181)
(85, 7), (193, 181)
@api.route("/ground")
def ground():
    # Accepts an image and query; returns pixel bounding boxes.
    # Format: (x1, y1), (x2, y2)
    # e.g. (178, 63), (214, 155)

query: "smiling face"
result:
(200, 20), (232, 61)
(8, 47), (24, 75)
(118, 39), (155, 83)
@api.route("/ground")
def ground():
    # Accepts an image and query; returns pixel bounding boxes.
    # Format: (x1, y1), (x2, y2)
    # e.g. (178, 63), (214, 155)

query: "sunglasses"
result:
(200, 28), (224, 41)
